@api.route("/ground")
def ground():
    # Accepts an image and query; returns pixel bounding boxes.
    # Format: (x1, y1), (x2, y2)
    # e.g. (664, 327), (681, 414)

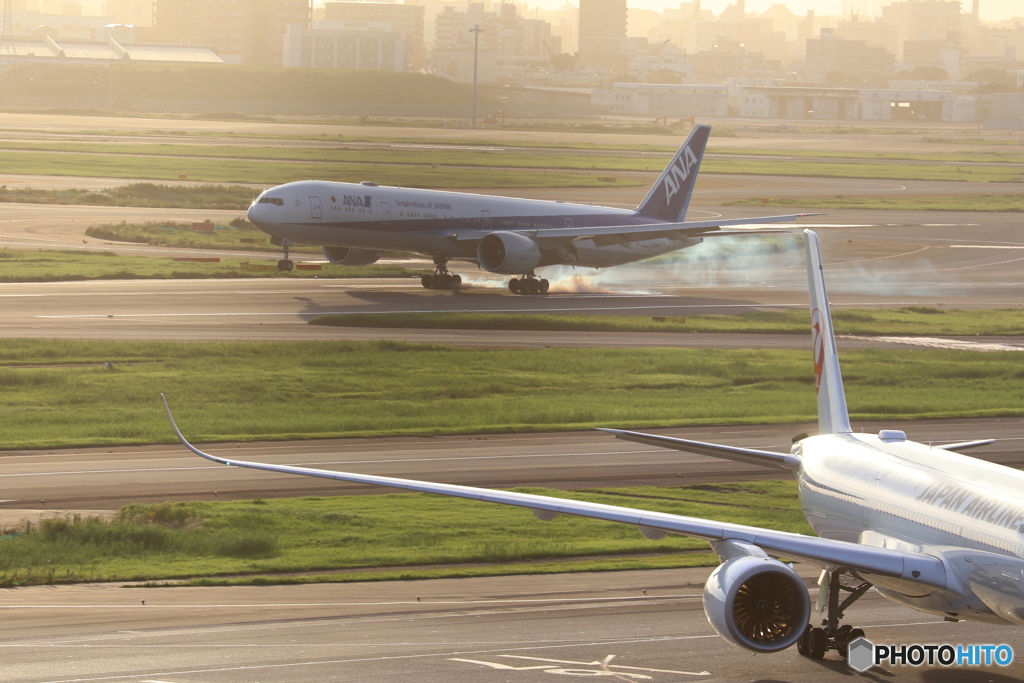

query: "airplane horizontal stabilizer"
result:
(597, 428), (800, 469)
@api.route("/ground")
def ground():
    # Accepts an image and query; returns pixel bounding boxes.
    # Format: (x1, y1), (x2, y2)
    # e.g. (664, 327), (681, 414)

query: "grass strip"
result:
(726, 195), (1024, 212)
(0, 340), (1022, 449)
(84, 220), (319, 253)
(310, 308), (1024, 337)
(0, 482), (806, 587)
(0, 149), (642, 188)
(1, 183), (257, 211)
(1, 142), (1021, 186)
(0, 248), (426, 282)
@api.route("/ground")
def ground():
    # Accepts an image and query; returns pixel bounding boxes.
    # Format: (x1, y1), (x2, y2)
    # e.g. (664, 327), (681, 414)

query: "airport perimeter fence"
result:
(12, 95), (479, 118)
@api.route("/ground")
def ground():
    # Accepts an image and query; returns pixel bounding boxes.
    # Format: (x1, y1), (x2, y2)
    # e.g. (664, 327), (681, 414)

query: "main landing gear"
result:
(421, 258), (462, 290)
(797, 568), (872, 660)
(508, 274), (549, 295)
(277, 239), (294, 272)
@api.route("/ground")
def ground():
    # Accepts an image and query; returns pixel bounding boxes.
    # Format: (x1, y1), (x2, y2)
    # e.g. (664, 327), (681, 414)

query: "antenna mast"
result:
(0, 0), (14, 56)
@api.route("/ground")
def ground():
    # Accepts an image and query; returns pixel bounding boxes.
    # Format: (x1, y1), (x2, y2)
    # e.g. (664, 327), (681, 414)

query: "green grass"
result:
(84, 220), (316, 253)
(310, 307), (1024, 337)
(0, 482), (808, 587)
(0, 340), (1021, 450)
(1, 140), (1020, 187)
(0, 149), (639, 188)
(1, 183), (258, 210)
(726, 195), (1024, 212)
(0, 248), (426, 282)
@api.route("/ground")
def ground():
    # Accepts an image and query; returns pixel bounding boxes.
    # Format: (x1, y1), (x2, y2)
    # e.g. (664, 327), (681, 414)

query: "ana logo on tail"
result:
(662, 145), (700, 203)
(811, 308), (826, 394)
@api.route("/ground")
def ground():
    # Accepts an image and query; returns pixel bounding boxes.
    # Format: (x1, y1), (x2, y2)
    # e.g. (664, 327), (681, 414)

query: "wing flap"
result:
(162, 396), (944, 590)
(599, 428), (800, 469)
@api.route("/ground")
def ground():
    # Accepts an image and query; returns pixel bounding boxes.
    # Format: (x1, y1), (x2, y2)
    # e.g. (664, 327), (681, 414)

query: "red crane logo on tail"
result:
(811, 308), (825, 394)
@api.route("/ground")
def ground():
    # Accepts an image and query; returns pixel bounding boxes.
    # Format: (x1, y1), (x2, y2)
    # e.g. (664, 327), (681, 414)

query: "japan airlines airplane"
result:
(163, 230), (1024, 661)
(245, 125), (818, 294)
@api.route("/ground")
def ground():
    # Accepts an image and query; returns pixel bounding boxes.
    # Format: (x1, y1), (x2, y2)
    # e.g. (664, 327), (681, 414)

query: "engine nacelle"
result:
(322, 246), (381, 266)
(477, 231), (542, 274)
(703, 556), (810, 653)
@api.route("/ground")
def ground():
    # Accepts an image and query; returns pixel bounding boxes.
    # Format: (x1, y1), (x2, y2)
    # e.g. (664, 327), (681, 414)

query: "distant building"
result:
(862, 88), (968, 121)
(902, 38), (961, 78)
(11, 10), (114, 39)
(578, 0), (628, 74)
(688, 42), (779, 80)
(154, 0), (309, 66)
(433, 3), (559, 77)
(805, 28), (894, 80)
(592, 82), (728, 117)
(102, 0), (153, 27)
(324, 2), (424, 68)
(740, 86), (861, 119)
(0, 36), (222, 62)
(879, 0), (961, 59)
(283, 22), (404, 71)
(986, 93), (1024, 129)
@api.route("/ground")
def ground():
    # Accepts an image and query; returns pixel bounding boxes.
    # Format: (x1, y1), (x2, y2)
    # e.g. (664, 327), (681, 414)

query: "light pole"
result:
(469, 24), (483, 129)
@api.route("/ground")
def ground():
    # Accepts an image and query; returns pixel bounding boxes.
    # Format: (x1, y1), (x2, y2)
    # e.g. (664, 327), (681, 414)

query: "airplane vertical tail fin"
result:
(635, 124), (711, 222)
(805, 230), (852, 435)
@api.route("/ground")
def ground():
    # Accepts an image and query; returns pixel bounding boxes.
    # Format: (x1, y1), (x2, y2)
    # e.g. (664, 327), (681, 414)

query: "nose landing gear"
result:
(276, 238), (294, 272)
(508, 274), (549, 295)
(420, 258), (462, 290)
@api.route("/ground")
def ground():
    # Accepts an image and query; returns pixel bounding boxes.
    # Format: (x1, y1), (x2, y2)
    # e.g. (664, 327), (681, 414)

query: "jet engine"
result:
(477, 232), (541, 274)
(703, 556), (810, 652)
(322, 246), (381, 266)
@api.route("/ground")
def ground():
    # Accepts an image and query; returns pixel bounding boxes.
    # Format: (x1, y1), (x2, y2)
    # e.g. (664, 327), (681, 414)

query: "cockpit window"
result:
(258, 197), (284, 206)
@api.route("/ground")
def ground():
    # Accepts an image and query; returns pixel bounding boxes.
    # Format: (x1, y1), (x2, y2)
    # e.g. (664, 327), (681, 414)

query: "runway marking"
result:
(0, 593), (700, 609)
(0, 448), (666, 478)
(20, 620), (956, 683)
(32, 301), (958, 319)
(951, 245), (1024, 249)
(846, 336), (1024, 352)
(500, 654), (710, 676)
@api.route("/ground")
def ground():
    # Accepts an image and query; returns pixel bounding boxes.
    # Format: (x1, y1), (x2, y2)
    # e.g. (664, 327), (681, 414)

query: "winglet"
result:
(804, 231), (852, 435)
(635, 124), (711, 222)
(160, 394), (231, 465)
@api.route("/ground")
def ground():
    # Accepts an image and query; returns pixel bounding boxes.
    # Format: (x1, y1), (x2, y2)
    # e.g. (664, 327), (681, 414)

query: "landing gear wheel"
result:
(539, 278), (550, 294)
(509, 278), (520, 294)
(277, 259), (294, 272)
(806, 627), (827, 660)
(797, 626), (811, 656)
(421, 257), (461, 290)
(838, 627), (865, 659)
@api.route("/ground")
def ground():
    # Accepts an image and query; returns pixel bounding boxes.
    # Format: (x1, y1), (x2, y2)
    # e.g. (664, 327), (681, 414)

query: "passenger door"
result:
(309, 196), (322, 220)
(381, 201), (391, 224)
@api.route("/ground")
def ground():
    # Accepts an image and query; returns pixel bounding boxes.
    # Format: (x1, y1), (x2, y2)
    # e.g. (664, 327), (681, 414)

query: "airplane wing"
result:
(936, 439), (995, 452)
(597, 428), (800, 469)
(449, 213), (823, 242)
(162, 395), (946, 591)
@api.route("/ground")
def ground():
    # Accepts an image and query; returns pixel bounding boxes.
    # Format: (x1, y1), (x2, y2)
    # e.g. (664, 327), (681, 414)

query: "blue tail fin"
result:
(635, 124), (711, 222)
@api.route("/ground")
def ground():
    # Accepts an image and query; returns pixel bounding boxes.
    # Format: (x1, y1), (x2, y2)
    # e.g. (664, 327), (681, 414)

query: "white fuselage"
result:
(247, 181), (696, 269)
(797, 433), (1024, 625)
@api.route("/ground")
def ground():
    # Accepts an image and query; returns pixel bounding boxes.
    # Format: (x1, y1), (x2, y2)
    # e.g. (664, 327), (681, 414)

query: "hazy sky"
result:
(623, 0), (1021, 23)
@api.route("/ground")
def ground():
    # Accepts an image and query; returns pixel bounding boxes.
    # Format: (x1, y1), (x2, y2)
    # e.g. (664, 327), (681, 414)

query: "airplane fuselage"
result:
(247, 181), (697, 269)
(797, 433), (1024, 624)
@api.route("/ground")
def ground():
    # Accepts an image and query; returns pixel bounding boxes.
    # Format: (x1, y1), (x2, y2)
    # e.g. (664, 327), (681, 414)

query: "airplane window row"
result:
(258, 197), (285, 206)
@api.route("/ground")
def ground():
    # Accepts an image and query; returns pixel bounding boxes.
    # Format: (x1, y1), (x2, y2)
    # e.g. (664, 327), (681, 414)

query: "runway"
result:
(2, 567), (1021, 683)
(2, 417), (1020, 513)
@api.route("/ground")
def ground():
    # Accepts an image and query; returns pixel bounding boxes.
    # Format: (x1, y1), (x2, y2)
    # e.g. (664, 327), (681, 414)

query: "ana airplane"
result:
(163, 230), (1024, 661)
(245, 125), (817, 294)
